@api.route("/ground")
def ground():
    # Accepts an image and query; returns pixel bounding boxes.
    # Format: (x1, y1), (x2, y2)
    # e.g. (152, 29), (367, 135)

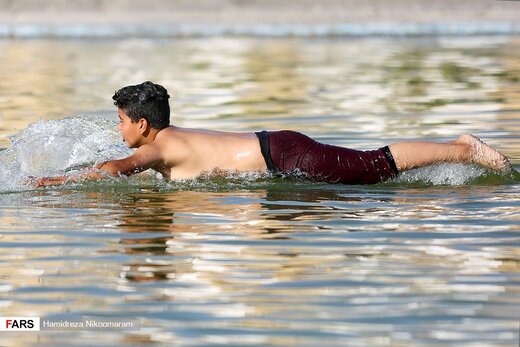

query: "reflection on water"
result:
(0, 185), (519, 346)
(0, 37), (519, 346)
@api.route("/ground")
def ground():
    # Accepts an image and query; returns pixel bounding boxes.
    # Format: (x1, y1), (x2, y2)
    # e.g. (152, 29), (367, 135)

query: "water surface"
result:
(0, 37), (519, 346)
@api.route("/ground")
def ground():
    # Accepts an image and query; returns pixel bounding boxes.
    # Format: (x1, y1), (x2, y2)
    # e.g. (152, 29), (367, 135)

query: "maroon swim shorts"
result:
(255, 130), (399, 184)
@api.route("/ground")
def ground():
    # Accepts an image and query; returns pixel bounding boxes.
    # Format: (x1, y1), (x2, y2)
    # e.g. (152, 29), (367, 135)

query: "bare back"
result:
(151, 126), (267, 179)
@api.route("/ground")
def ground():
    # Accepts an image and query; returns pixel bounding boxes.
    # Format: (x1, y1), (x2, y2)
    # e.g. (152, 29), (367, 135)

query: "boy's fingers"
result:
(22, 177), (44, 188)
(22, 176), (36, 186)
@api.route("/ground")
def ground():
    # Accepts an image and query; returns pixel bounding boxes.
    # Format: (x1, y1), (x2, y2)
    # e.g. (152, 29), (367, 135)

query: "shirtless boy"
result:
(29, 81), (511, 188)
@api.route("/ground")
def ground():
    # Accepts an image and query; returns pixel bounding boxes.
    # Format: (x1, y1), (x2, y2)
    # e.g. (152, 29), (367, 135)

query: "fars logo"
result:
(0, 317), (40, 331)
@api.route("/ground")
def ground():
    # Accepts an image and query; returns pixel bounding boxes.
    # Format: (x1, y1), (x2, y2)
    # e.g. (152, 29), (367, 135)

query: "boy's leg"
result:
(388, 134), (510, 172)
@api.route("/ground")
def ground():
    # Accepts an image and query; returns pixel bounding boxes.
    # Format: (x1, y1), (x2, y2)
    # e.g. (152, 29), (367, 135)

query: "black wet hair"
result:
(112, 81), (170, 130)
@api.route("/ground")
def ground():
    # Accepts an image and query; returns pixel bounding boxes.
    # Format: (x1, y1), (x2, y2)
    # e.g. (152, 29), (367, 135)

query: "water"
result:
(0, 37), (519, 346)
(3, 22), (520, 39)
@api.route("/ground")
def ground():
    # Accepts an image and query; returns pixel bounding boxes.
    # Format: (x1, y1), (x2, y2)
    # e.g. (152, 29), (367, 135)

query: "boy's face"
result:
(117, 109), (142, 148)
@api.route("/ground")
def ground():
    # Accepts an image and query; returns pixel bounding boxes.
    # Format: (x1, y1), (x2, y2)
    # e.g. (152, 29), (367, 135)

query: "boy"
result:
(29, 81), (511, 188)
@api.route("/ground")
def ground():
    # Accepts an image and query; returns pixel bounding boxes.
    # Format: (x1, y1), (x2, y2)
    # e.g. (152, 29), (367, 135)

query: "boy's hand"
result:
(23, 169), (109, 188)
(21, 147), (161, 188)
(24, 176), (67, 188)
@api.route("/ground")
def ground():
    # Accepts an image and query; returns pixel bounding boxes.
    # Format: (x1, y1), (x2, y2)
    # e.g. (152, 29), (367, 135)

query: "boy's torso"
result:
(152, 127), (267, 180)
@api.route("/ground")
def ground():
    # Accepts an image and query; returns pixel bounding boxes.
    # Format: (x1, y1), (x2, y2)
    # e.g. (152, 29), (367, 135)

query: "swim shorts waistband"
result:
(255, 131), (277, 172)
(381, 145), (399, 176)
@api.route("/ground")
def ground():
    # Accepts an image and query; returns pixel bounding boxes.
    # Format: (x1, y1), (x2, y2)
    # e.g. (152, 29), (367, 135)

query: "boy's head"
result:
(112, 81), (170, 130)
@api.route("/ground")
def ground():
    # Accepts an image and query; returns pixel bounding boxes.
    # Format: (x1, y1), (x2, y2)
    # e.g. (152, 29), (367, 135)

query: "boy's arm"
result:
(28, 143), (163, 188)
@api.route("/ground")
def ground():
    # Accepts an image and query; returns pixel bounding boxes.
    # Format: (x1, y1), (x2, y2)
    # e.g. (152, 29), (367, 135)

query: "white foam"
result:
(0, 116), (131, 191)
(395, 163), (486, 185)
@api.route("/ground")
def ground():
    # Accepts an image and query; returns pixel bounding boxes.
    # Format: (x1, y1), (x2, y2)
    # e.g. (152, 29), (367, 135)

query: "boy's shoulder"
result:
(149, 126), (188, 160)
(153, 126), (178, 143)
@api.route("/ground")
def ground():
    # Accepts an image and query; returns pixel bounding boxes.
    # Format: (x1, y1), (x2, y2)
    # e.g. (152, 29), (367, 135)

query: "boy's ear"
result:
(138, 118), (149, 133)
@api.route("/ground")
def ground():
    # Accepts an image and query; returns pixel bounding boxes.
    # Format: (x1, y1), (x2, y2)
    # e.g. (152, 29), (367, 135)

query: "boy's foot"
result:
(455, 134), (511, 172)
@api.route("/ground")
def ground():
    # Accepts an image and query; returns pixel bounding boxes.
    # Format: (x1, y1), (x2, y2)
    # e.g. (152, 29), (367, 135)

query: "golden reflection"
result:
(496, 36), (520, 161)
(0, 185), (518, 346)
(0, 41), (77, 144)
(111, 189), (370, 288)
(237, 42), (308, 127)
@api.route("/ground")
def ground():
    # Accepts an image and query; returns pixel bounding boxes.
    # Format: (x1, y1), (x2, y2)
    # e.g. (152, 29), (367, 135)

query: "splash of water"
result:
(394, 162), (518, 185)
(0, 116), (132, 191)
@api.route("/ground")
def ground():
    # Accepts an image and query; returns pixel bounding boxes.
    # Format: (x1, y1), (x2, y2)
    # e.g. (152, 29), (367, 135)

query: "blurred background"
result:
(0, 0), (519, 38)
